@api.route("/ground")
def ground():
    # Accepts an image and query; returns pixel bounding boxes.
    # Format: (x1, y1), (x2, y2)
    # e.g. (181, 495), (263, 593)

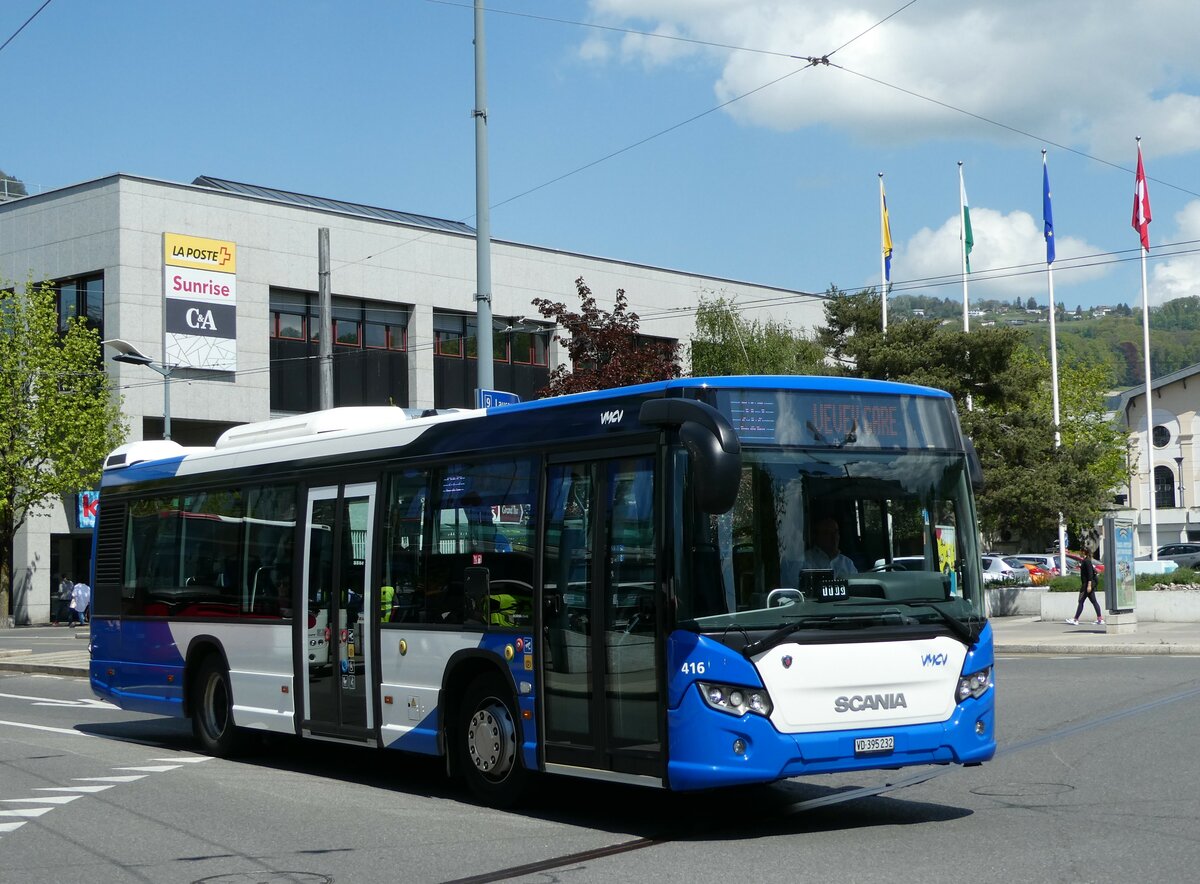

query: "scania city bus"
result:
(90, 376), (995, 805)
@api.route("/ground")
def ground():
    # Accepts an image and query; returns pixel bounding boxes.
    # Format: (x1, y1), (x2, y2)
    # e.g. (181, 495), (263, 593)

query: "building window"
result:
(55, 273), (104, 337)
(268, 288), (410, 412)
(435, 329), (463, 357)
(510, 330), (549, 366)
(1152, 425), (1171, 448)
(1154, 465), (1176, 509)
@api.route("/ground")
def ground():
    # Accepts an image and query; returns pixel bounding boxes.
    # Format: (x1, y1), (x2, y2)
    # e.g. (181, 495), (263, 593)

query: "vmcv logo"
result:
(600, 409), (624, 425)
(921, 653), (949, 667)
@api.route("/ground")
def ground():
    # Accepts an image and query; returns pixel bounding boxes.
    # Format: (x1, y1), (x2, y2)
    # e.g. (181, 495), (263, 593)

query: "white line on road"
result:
(1, 796), (81, 805)
(0, 719), (88, 736)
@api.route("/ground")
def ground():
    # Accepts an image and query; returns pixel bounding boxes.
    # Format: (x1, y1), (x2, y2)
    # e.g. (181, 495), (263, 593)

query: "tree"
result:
(689, 294), (825, 376)
(0, 281), (126, 624)
(530, 276), (681, 396)
(0, 169), (27, 198)
(815, 288), (1128, 549)
(1026, 296), (1038, 310)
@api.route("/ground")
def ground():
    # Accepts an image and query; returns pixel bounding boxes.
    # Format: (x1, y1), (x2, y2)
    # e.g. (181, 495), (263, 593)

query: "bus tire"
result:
(192, 655), (243, 757)
(459, 673), (529, 807)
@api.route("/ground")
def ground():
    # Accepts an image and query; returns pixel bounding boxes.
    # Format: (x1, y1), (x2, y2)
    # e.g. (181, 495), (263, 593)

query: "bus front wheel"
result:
(459, 673), (529, 807)
(192, 656), (242, 757)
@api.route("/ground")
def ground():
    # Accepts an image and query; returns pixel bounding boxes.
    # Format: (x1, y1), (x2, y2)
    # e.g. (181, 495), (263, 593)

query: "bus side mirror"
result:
(639, 398), (742, 514)
(964, 437), (984, 492)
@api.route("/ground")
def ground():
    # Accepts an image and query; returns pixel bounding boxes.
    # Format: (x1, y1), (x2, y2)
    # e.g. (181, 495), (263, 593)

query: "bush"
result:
(1048, 567), (1200, 591)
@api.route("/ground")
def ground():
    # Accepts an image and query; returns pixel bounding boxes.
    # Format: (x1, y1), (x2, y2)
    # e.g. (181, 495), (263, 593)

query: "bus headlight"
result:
(956, 666), (992, 702)
(698, 682), (773, 717)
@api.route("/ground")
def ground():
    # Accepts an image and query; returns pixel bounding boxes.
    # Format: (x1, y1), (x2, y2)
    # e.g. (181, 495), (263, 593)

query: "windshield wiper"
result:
(830, 598), (976, 643)
(741, 614), (866, 657)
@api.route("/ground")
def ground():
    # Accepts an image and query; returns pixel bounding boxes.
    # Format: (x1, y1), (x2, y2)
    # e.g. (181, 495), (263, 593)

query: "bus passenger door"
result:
(542, 454), (662, 783)
(301, 483), (376, 742)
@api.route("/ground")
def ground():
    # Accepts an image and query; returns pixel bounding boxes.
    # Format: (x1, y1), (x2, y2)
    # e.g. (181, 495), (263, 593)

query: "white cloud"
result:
(585, 1), (1200, 157)
(1150, 200), (1200, 305)
(898, 207), (1107, 299)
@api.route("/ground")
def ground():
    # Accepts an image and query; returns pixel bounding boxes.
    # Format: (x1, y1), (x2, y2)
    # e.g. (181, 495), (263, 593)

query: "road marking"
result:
(35, 785), (114, 793)
(0, 807), (54, 818)
(0, 821), (26, 833)
(73, 775), (147, 783)
(114, 765), (181, 773)
(0, 719), (88, 736)
(151, 756), (211, 763)
(0, 690), (118, 710)
(1, 796), (81, 805)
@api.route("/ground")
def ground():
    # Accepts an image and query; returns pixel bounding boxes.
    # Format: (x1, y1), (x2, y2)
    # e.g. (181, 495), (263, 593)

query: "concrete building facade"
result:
(0, 172), (824, 624)
(1112, 363), (1200, 555)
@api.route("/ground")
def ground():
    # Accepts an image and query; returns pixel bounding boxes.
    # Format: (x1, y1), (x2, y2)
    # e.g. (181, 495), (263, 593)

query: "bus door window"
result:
(425, 460), (535, 627)
(543, 464), (595, 745)
(381, 467), (429, 624)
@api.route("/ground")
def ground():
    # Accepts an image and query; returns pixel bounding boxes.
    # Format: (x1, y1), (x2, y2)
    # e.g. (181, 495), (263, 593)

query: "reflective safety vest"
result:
(488, 593), (530, 627)
(379, 585), (395, 619)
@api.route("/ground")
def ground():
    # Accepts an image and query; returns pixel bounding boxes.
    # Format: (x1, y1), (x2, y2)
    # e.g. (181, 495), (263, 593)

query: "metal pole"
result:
(318, 227), (333, 410)
(474, 0), (494, 394)
(1141, 243), (1158, 558)
(162, 367), (171, 440)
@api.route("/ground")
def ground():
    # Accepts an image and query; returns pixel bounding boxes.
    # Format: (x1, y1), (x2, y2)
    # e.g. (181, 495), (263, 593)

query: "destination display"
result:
(711, 389), (959, 449)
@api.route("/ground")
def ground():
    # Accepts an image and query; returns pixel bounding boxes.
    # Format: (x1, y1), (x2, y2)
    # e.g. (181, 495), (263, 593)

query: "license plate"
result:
(854, 736), (894, 754)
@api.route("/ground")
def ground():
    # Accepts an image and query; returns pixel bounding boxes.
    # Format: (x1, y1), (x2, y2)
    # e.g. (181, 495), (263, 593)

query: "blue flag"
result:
(1043, 155), (1055, 265)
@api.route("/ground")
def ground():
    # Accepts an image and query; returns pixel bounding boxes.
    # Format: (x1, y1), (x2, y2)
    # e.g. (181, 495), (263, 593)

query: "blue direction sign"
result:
(477, 389), (521, 409)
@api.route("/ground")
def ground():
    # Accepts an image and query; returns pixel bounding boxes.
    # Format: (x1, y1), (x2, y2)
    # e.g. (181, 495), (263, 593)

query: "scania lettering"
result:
(89, 376), (995, 808)
(834, 693), (909, 713)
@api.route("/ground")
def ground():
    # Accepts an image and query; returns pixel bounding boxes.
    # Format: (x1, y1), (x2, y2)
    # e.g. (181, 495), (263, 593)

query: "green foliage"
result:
(689, 294), (826, 376)
(0, 169), (27, 197)
(816, 287), (1127, 550)
(531, 276), (681, 396)
(0, 280), (127, 615)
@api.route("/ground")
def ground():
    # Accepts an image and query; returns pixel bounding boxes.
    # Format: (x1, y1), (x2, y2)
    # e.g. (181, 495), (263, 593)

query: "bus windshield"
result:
(678, 446), (984, 636)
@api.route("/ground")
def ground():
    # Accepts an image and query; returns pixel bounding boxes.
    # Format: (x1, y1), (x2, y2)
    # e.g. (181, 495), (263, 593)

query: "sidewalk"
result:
(990, 615), (1200, 655)
(2, 616), (1199, 678)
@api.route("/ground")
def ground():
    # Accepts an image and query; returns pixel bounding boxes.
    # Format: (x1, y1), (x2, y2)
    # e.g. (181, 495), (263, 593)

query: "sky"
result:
(3, 0), (1200, 319)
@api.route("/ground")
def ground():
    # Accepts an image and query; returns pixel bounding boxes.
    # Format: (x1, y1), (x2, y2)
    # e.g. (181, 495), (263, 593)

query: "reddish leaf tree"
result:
(531, 277), (681, 396)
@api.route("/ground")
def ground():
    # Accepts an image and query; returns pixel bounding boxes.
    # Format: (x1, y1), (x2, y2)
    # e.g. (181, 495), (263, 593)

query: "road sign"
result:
(477, 389), (520, 409)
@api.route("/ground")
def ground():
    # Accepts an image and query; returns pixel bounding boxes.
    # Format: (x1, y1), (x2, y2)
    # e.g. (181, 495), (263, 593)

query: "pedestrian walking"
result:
(1065, 549), (1104, 626)
(71, 578), (91, 627)
(54, 575), (74, 625)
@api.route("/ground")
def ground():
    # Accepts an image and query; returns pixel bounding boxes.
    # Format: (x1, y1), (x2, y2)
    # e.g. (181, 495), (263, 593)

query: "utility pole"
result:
(473, 0), (494, 395)
(318, 227), (333, 410)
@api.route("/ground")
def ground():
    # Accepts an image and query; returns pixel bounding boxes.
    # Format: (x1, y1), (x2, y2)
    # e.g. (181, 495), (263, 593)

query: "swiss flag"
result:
(1132, 143), (1152, 251)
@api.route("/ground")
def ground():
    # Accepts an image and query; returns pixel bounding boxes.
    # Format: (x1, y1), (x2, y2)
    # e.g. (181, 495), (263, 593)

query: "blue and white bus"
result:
(90, 376), (995, 805)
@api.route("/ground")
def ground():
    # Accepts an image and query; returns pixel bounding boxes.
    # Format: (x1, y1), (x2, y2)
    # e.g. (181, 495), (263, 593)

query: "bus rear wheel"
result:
(192, 656), (243, 757)
(459, 673), (529, 807)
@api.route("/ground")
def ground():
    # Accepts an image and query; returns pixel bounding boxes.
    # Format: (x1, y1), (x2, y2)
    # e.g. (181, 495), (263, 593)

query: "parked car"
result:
(981, 555), (1025, 584)
(1005, 556), (1052, 585)
(1064, 552), (1103, 574)
(1136, 543), (1200, 569)
(1012, 554), (1060, 575)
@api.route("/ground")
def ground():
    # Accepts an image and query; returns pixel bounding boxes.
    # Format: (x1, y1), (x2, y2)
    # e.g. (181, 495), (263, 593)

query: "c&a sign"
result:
(163, 233), (238, 371)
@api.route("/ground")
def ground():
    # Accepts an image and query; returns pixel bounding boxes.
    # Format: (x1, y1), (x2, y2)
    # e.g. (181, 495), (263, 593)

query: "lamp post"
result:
(102, 339), (176, 441)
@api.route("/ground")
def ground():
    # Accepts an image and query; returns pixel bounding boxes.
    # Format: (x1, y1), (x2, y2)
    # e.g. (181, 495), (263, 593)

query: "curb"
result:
(0, 659), (89, 677)
(995, 643), (1200, 656)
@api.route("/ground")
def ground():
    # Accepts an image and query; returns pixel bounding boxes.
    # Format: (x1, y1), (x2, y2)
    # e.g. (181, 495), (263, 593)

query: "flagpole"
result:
(1131, 136), (1158, 560)
(1043, 150), (1067, 575)
(959, 162), (970, 333)
(879, 172), (889, 334)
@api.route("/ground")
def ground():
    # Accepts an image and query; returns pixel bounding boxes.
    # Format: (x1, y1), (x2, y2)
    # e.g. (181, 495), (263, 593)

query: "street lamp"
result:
(101, 339), (176, 441)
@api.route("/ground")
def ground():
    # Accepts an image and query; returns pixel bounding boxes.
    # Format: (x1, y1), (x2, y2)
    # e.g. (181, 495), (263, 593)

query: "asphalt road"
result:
(1, 652), (1198, 884)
